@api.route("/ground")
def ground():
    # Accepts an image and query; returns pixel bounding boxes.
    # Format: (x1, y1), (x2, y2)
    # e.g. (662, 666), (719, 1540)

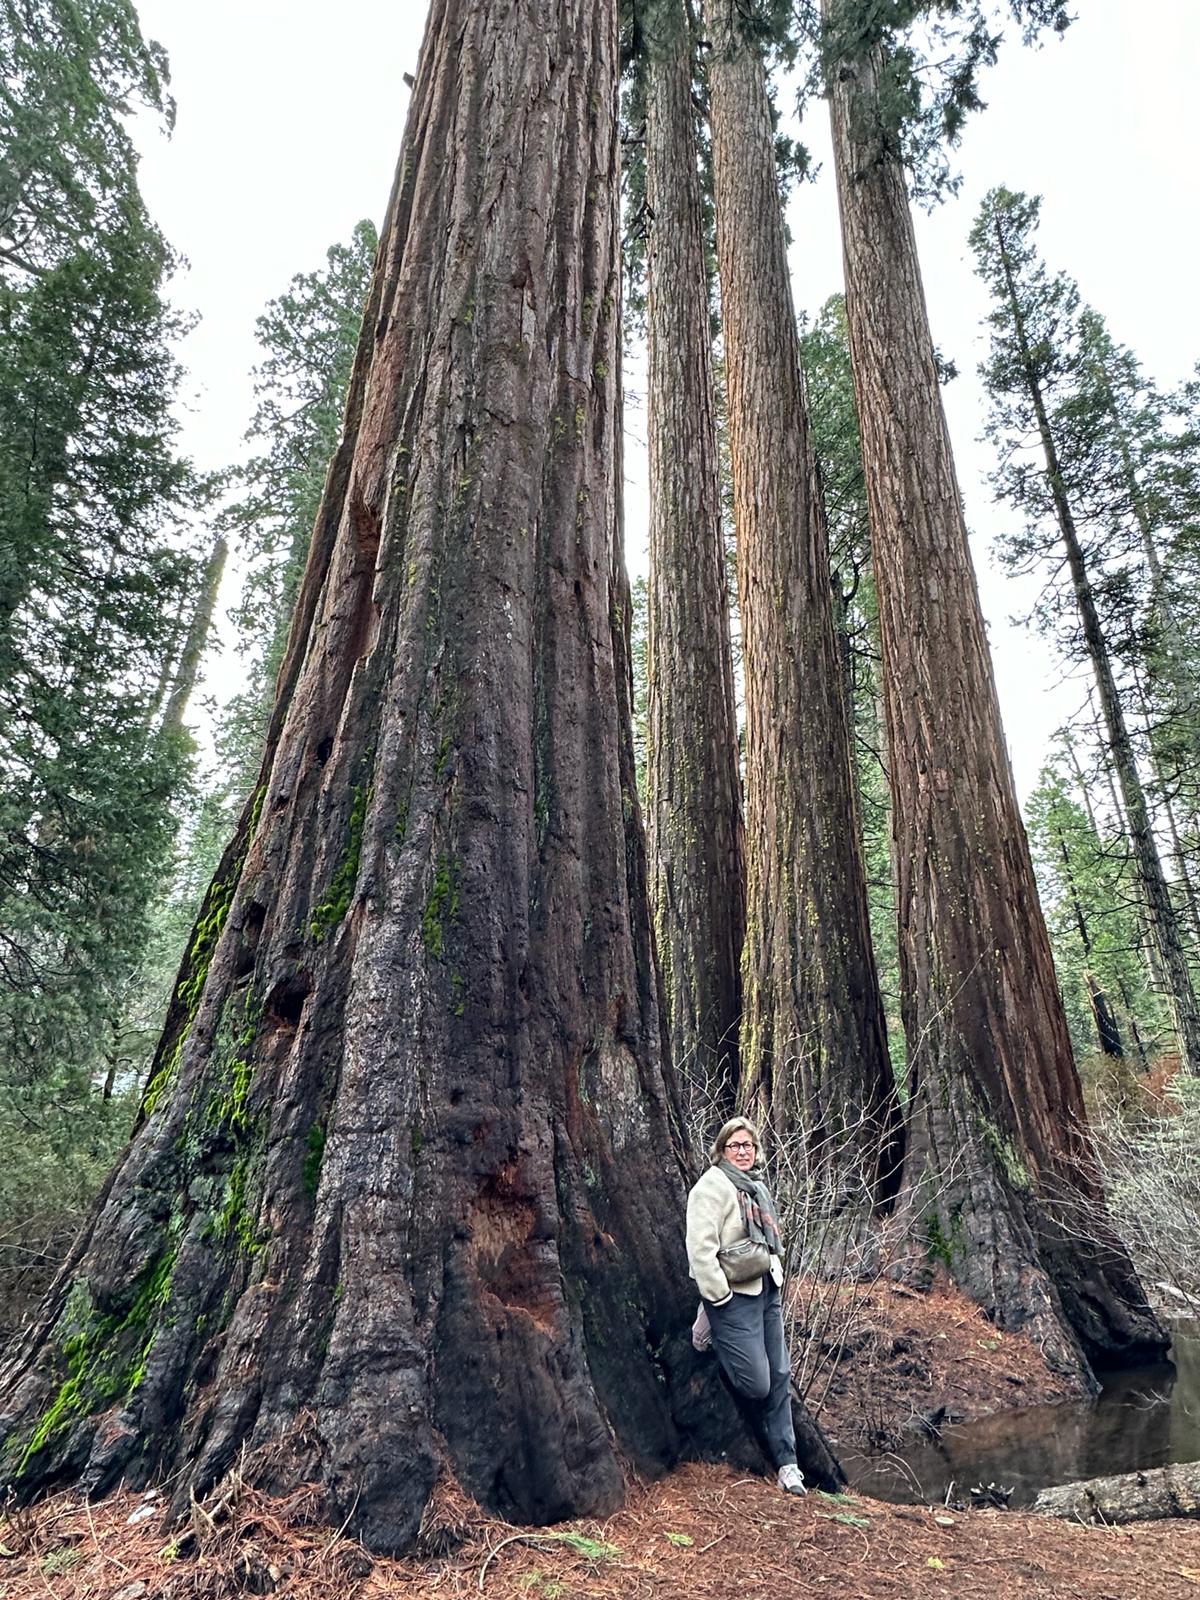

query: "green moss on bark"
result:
(422, 854), (460, 959)
(16, 1248), (177, 1474)
(302, 1120), (326, 1196)
(310, 784), (371, 941)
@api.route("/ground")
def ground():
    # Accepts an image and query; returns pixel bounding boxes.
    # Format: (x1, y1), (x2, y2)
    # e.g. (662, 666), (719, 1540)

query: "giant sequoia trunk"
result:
(703, 0), (901, 1207)
(643, 0), (745, 1116)
(983, 214), (1200, 1075)
(0, 0), (833, 1550)
(824, 23), (1164, 1373)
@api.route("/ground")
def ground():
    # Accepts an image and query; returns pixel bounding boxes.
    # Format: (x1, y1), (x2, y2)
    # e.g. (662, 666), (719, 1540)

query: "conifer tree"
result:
(217, 222), (378, 811)
(799, 296), (900, 1044)
(642, 0), (745, 1114)
(820, 0), (1162, 1370)
(1074, 311), (1200, 848)
(0, 5), (197, 1091)
(703, 0), (901, 1205)
(970, 186), (1200, 1075)
(1, 0), (840, 1541)
(1024, 757), (1168, 1065)
(0, 0), (198, 1333)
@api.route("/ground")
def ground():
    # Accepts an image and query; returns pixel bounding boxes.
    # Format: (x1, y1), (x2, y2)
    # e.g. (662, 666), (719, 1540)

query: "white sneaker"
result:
(777, 1463), (806, 1495)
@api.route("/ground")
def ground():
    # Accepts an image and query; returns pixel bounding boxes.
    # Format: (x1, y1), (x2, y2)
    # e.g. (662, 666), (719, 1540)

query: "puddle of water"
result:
(842, 1319), (1200, 1509)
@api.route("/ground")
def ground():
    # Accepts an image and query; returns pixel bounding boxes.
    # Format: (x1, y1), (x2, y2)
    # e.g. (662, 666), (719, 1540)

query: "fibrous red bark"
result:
(644, 0), (746, 1115)
(703, 0), (902, 1206)
(1, 0), (842, 1550)
(822, 17), (1164, 1372)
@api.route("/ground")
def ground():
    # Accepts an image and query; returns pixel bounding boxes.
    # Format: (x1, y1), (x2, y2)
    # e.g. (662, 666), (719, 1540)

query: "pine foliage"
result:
(0, 0), (198, 1334)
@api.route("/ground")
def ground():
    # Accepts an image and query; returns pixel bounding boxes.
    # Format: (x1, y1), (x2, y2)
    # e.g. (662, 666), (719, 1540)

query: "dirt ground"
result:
(795, 1274), (1083, 1454)
(2, 1276), (1183, 1600)
(6, 1458), (1200, 1600)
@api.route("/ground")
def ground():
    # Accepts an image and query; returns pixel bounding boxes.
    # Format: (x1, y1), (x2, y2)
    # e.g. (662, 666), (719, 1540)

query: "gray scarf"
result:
(717, 1161), (782, 1255)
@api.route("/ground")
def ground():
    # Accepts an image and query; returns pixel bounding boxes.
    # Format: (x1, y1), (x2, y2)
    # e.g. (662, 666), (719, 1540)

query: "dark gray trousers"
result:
(706, 1280), (797, 1468)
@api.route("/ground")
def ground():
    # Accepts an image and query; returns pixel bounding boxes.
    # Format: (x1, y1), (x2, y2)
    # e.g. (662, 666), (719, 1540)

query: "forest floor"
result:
(2, 1277), (1184, 1600)
(797, 1272), (1082, 1454)
(6, 1457), (1200, 1600)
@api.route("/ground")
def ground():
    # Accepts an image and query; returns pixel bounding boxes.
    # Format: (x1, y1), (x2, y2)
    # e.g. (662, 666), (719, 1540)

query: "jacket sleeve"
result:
(686, 1174), (733, 1305)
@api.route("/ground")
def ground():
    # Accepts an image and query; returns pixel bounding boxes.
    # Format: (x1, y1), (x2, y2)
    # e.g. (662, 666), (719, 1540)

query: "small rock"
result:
(110, 1583), (148, 1600)
(125, 1503), (159, 1527)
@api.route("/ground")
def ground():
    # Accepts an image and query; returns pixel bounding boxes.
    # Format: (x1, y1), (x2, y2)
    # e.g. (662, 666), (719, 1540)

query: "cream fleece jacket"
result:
(685, 1165), (785, 1306)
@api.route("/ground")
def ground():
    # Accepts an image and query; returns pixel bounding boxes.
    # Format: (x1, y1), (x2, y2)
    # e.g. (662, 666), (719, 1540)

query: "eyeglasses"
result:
(725, 1140), (755, 1153)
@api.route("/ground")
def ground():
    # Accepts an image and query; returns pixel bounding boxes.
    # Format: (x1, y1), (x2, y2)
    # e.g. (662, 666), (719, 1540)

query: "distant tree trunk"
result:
(2, 0), (838, 1549)
(1086, 977), (1124, 1060)
(1053, 819), (1124, 1058)
(703, 0), (901, 1209)
(1161, 791), (1200, 955)
(1085, 335), (1200, 779)
(1128, 664), (1200, 959)
(643, 0), (745, 1117)
(984, 209), (1200, 1076)
(1063, 736), (1152, 1071)
(824, 19), (1164, 1371)
(160, 534), (228, 738)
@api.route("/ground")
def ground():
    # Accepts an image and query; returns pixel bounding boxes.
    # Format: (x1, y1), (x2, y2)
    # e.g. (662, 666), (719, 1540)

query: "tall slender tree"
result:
(642, 0), (745, 1114)
(702, 0), (901, 1206)
(799, 295), (901, 1049)
(160, 536), (228, 740)
(0, 2), (199, 1098)
(1, 0), (838, 1545)
(970, 186), (1200, 1075)
(1075, 311), (1200, 846)
(821, 0), (1163, 1370)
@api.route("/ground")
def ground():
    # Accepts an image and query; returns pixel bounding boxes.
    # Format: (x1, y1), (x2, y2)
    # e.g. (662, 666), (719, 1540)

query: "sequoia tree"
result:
(643, 0), (745, 1113)
(703, 0), (901, 1206)
(0, 0), (840, 1548)
(821, 0), (1164, 1371)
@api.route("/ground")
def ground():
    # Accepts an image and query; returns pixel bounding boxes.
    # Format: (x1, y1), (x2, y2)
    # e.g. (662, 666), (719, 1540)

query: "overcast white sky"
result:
(132, 0), (1200, 804)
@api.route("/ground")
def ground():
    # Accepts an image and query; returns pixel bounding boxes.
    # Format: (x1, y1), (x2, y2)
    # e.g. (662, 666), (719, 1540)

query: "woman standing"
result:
(686, 1116), (806, 1494)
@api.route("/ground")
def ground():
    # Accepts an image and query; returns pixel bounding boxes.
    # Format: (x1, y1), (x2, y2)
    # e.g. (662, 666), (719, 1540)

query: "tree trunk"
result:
(985, 210), (1200, 1076)
(1088, 342), (1200, 782)
(1033, 1460), (1200, 1525)
(1064, 736), (1152, 1071)
(160, 534), (228, 738)
(823, 21), (1164, 1372)
(1130, 663), (1200, 960)
(704, 0), (901, 1209)
(643, 0), (745, 1117)
(1054, 819), (1124, 1058)
(1, 0), (835, 1549)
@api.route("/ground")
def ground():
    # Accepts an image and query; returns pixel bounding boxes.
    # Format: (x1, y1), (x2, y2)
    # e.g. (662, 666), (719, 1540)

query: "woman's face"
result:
(723, 1130), (756, 1172)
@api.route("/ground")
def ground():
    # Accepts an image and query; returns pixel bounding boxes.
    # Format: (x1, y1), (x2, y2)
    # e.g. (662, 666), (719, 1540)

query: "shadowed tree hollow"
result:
(1, 0), (853, 1551)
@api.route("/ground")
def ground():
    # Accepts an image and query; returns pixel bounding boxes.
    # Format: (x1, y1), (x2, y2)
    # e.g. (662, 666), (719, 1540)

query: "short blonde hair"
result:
(710, 1116), (760, 1166)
